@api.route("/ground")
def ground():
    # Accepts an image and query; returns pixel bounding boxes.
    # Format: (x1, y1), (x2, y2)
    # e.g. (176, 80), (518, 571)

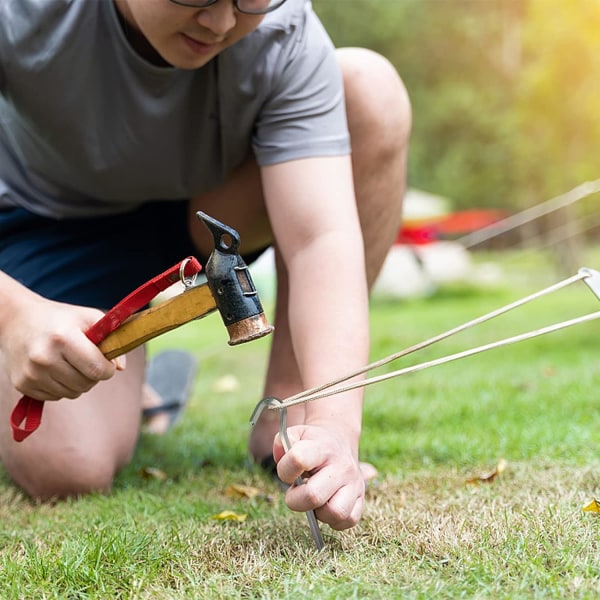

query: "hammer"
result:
(10, 211), (273, 441)
(98, 211), (274, 355)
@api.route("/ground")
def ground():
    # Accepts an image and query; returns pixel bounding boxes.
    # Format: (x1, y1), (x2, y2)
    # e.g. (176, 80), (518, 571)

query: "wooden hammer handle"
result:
(98, 284), (217, 359)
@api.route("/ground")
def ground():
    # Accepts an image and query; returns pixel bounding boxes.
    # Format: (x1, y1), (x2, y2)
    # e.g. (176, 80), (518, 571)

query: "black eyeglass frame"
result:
(169, 0), (288, 15)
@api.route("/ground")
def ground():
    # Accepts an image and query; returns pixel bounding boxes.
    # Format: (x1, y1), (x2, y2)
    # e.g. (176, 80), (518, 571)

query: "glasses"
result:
(169, 0), (288, 15)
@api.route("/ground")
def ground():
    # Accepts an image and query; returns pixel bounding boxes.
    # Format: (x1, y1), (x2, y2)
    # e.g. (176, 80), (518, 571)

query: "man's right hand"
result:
(0, 293), (120, 401)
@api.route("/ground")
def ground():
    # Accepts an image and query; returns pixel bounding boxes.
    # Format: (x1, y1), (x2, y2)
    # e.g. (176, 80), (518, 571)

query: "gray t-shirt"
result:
(0, 0), (350, 218)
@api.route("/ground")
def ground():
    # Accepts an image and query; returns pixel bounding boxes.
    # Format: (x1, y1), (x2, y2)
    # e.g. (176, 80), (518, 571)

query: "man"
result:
(0, 0), (410, 531)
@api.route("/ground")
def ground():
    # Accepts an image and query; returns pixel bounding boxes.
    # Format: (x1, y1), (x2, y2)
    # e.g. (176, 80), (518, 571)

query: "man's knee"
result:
(1, 425), (135, 501)
(5, 443), (124, 500)
(9, 444), (118, 500)
(336, 47), (412, 154)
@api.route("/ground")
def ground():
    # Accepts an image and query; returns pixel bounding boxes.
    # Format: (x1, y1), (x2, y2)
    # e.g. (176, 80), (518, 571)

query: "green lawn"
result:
(1, 249), (598, 599)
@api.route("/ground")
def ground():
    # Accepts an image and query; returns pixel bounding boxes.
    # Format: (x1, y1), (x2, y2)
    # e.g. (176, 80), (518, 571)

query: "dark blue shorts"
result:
(0, 202), (266, 309)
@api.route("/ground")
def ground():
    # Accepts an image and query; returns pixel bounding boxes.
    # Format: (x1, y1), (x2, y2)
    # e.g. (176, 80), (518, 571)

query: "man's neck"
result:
(113, 0), (172, 68)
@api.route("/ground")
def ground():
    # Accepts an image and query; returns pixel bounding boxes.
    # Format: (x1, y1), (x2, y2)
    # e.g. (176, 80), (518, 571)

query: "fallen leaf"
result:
(211, 510), (247, 522)
(140, 466), (168, 481)
(582, 499), (600, 514)
(225, 483), (275, 504)
(225, 484), (261, 499)
(466, 458), (508, 484)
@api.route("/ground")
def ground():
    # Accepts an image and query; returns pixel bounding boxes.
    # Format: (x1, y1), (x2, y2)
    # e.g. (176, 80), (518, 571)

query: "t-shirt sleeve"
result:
(252, 10), (351, 166)
(0, 7), (7, 93)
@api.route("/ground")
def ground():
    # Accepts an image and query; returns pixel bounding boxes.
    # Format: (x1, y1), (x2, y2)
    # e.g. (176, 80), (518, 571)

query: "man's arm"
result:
(261, 154), (369, 529)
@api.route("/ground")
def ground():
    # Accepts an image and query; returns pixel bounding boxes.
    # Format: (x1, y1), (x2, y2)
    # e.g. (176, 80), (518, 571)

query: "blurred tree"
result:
(314, 0), (598, 214)
(515, 0), (600, 209)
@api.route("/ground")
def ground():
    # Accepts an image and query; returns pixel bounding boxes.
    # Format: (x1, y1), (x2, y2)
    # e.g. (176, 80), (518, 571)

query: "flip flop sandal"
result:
(143, 349), (198, 431)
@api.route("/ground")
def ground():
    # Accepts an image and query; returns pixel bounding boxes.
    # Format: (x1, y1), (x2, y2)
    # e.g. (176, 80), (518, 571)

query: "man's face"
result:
(115, 0), (265, 69)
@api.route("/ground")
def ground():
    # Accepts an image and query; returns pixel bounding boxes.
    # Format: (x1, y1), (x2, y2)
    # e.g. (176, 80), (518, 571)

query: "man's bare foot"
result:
(141, 384), (171, 434)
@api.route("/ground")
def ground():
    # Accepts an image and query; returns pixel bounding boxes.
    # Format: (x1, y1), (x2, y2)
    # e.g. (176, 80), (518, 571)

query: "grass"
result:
(1, 248), (599, 599)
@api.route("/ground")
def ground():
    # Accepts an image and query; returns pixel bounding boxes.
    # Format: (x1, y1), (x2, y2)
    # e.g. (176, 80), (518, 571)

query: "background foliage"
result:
(314, 0), (600, 212)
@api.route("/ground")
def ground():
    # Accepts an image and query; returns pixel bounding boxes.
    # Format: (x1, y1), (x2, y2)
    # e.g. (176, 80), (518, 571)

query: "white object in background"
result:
(372, 242), (473, 299)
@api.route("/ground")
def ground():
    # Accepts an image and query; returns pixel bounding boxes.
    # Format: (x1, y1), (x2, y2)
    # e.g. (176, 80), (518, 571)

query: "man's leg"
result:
(0, 347), (145, 500)
(337, 47), (411, 288)
(0, 202), (209, 500)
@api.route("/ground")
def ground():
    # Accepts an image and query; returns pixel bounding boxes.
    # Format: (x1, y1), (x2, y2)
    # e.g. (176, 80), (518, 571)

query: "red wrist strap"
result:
(10, 257), (202, 442)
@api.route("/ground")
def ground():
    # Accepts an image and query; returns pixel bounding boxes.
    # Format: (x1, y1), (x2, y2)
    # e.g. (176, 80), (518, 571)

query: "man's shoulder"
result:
(0, 0), (93, 47)
(225, 0), (328, 68)
(1, 0), (80, 28)
(256, 0), (310, 35)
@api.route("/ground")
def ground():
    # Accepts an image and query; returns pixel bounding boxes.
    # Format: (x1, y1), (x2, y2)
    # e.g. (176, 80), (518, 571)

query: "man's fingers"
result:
(315, 483), (364, 530)
(16, 346), (116, 401)
(112, 355), (127, 371)
(275, 438), (322, 484)
(272, 425), (365, 529)
(285, 470), (364, 529)
(20, 369), (96, 401)
(66, 350), (116, 383)
(284, 465), (358, 512)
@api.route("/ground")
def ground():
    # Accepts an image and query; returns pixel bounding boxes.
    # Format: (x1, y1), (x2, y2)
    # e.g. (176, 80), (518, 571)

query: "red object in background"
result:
(396, 209), (508, 245)
(435, 209), (507, 235)
(396, 224), (438, 245)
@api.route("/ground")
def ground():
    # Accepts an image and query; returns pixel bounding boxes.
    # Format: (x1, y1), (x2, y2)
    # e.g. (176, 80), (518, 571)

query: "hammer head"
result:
(197, 211), (274, 345)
